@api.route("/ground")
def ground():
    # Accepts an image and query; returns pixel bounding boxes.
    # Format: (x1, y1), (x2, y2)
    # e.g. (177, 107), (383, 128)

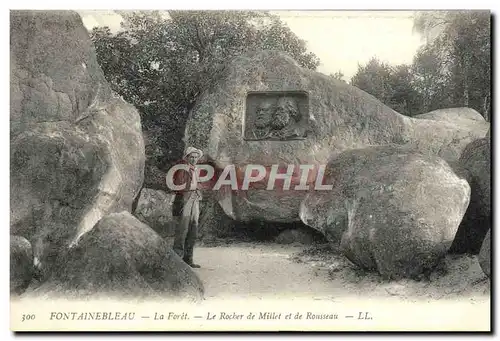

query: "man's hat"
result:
(183, 146), (203, 160)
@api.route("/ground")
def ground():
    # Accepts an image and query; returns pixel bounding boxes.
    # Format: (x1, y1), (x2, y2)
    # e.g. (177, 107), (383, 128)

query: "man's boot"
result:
(183, 257), (201, 268)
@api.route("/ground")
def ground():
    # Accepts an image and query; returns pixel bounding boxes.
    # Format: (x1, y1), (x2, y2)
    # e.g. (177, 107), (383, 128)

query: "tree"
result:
(410, 43), (451, 114)
(90, 10), (320, 186)
(388, 64), (421, 116)
(350, 58), (422, 116)
(329, 70), (346, 82)
(412, 10), (491, 120)
(350, 57), (394, 106)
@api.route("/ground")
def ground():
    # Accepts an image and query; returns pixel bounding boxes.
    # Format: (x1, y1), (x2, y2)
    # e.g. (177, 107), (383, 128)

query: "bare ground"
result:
(185, 241), (490, 304)
(10, 240), (490, 331)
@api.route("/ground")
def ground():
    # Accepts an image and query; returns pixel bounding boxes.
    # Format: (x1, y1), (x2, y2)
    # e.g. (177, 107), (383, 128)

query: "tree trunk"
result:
(462, 56), (470, 107)
(483, 95), (490, 121)
(463, 79), (469, 107)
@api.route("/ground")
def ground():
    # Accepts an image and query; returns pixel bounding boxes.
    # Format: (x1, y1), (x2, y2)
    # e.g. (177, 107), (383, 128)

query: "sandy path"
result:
(193, 243), (338, 301)
(10, 242), (490, 331)
(191, 242), (491, 304)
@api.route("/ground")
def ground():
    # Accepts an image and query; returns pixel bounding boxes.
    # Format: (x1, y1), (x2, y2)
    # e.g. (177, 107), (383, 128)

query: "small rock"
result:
(275, 228), (316, 245)
(10, 235), (34, 295)
(478, 230), (491, 277)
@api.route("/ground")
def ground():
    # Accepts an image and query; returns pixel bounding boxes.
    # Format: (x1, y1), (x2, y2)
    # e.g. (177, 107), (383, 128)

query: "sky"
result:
(274, 11), (424, 80)
(78, 10), (425, 82)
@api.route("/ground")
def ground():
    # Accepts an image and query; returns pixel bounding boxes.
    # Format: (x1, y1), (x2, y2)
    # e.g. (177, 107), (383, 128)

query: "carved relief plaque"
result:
(244, 91), (310, 141)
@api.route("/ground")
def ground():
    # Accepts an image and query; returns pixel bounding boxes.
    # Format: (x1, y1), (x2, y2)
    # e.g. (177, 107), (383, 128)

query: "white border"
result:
(1, 1), (498, 340)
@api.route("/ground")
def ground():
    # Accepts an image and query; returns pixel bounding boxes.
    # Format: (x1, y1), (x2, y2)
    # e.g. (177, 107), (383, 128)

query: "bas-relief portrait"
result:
(244, 91), (310, 141)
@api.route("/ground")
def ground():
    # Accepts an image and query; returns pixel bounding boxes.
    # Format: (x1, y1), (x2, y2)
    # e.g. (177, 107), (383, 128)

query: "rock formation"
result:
(10, 235), (34, 295)
(26, 212), (204, 300)
(10, 10), (204, 300)
(183, 50), (488, 228)
(449, 133), (491, 254)
(478, 229), (491, 277)
(134, 188), (177, 238)
(10, 10), (146, 277)
(300, 145), (470, 279)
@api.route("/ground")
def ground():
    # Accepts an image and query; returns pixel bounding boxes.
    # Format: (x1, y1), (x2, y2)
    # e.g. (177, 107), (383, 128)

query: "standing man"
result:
(172, 146), (204, 268)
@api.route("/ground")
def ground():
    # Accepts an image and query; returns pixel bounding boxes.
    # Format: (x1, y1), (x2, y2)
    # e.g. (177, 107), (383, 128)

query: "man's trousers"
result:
(173, 193), (200, 264)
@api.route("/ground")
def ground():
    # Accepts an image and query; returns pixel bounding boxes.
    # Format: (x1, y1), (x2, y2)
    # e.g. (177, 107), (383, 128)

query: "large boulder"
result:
(300, 145), (471, 279)
(134, 188), (177, 238)
(10, 11), (145, 277)
(413, 107), (487, 124)
(449, 133), (491, 254)
(25, 212), (204, 301)
(183, 50), (488, 228)
(410, 107), (489, 162)
(10, 235), (34, 295)
(478, 229), (491, 277)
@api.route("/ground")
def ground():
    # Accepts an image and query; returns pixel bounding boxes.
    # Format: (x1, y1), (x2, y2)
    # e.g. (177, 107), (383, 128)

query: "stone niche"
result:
(244, 91), (310, 141)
